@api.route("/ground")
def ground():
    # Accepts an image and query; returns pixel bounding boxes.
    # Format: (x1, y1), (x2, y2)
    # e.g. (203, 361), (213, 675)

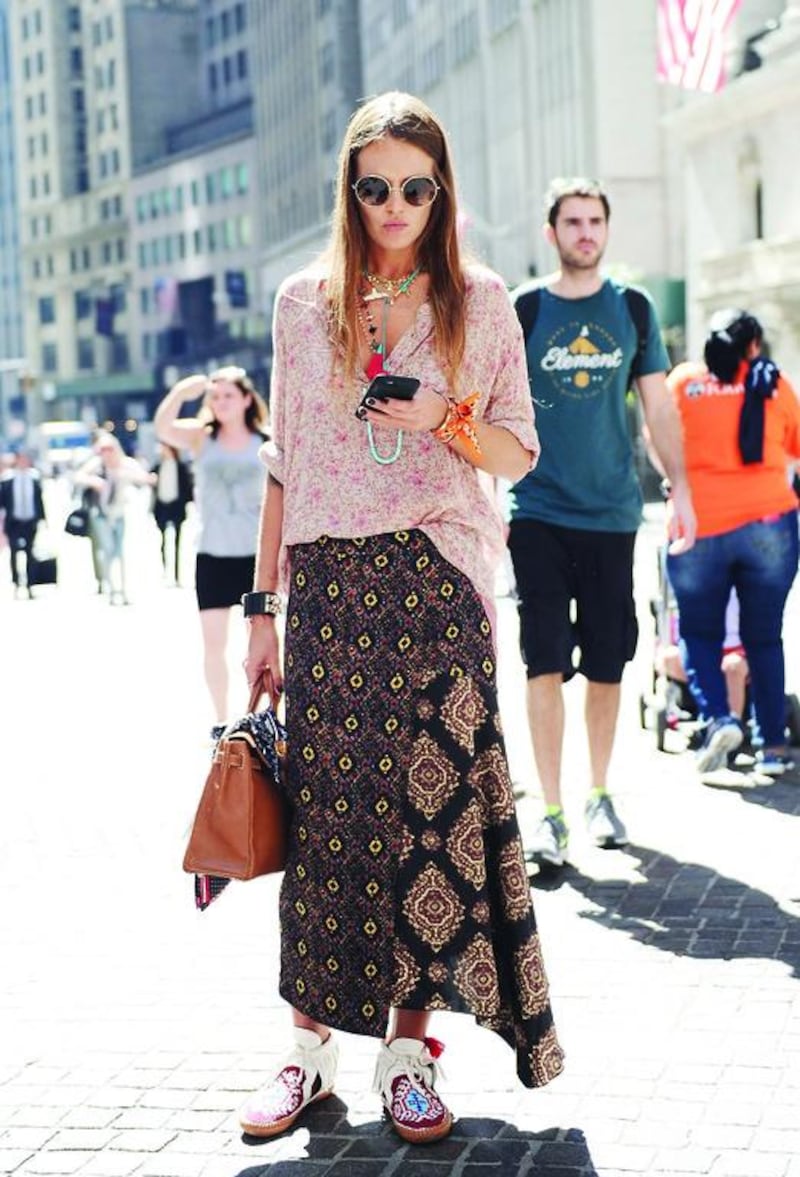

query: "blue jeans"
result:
(667, 511), (798, 746)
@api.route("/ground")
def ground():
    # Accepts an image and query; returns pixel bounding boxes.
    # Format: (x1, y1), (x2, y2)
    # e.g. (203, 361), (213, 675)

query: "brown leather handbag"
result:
(183, 680), (288, 880)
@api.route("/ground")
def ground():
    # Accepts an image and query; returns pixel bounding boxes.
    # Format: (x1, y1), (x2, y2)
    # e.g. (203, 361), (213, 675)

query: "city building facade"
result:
(0, 0), (26, 445)
(9, 0), (199, 438)
(356, 0), (686, 323)
(249, 0), (362, 319)
(666, 3), (800, 376)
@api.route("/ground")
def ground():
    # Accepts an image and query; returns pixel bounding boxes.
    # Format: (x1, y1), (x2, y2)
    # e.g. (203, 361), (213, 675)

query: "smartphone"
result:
(359, 374), (420, 411)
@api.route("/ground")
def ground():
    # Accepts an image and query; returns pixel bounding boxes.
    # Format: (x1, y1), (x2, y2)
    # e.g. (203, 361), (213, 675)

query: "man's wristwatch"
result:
(241, 590), (283, 617)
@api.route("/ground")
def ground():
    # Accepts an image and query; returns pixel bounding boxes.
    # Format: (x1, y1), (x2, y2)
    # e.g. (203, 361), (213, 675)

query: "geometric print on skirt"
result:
(279, 530), (564, 1089)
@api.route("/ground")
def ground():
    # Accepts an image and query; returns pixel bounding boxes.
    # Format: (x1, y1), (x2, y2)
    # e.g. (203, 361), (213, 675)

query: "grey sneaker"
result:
(585, 793), (628, 848)
(524, 813), (568, 868)
(695, 717), (743, 774)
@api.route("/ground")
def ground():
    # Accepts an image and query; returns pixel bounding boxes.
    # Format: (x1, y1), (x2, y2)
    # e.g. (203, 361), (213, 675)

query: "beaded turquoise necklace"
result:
(359, 267), (421, 465)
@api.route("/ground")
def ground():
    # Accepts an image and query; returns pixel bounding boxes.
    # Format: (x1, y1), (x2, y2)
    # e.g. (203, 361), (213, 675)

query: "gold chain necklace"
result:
(363, 267), (421, 304)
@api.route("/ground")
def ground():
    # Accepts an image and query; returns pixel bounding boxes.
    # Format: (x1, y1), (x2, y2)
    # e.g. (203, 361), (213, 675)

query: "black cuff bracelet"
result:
(241, 590), (283, 617)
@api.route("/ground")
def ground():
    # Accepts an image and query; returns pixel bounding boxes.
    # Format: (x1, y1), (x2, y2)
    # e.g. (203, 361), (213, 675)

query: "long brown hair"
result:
(325, 91), (465, 390)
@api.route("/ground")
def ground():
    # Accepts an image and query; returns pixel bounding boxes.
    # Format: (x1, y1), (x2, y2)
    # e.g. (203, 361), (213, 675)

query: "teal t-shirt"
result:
(508, 279), (668, 532)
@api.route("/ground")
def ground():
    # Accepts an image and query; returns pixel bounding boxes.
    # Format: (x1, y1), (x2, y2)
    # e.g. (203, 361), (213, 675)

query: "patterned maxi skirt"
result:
(279, 530), (564, 1089)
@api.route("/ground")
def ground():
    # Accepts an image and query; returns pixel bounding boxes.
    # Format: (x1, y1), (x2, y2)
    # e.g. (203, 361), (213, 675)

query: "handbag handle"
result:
(247, 670), (284, 715)
(248, 673), (269, 714)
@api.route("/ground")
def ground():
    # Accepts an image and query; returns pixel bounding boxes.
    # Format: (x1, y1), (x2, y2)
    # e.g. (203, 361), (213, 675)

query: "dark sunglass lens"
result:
(403, 177), (437, 206)
(355, 176), (389, 205)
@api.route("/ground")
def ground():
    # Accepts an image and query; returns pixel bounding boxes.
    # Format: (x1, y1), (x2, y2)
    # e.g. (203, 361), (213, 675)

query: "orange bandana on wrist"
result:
(431, 391), (482, 460)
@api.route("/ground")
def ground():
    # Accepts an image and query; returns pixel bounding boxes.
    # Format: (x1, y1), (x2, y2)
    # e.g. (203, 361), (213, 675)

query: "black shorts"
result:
(195, 553), (256, 611)
(508, 518), (638, 683)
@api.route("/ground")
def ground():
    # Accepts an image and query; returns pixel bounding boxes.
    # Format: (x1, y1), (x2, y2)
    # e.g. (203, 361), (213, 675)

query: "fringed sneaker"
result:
(239, 1027), (338, 1138)
(373, 1036), (453, 1144)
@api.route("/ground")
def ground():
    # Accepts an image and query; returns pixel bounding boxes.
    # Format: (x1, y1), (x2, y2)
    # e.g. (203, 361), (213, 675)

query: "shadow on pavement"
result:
(531, 843), (800, 977)
(237, 1103), (599, 1174)
(698, 760), (800, 818)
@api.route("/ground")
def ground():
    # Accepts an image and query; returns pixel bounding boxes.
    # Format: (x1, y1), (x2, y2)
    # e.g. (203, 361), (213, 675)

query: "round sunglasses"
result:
(352, 174), (440, 208)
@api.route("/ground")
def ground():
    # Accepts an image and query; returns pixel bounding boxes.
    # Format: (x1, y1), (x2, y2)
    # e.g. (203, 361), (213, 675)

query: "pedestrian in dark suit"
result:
(150, 442), (193, 585)
(0, 448), (46, 597)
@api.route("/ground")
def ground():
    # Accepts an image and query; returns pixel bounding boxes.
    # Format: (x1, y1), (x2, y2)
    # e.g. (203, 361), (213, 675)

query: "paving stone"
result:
(21, 1151), (97, 1174)
(0, 1152), (37, 1176)
(107, 1130), (178, 1153)
(710, 1152), (791, 1177)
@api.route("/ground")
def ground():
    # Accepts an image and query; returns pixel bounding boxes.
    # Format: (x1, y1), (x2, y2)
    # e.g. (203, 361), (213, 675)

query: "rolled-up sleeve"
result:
(480, 281), (540, 470)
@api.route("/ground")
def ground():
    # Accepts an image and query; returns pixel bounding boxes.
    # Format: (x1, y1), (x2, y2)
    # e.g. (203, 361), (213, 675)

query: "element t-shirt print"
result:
(538, 318), (625, 400)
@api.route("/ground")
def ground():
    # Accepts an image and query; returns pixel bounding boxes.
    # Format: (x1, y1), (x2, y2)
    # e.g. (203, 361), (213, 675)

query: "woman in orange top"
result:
(666, 309), (800, 776)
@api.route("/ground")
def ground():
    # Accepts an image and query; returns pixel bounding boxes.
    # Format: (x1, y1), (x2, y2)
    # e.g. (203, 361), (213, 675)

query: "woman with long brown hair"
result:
(241, 92), (564, 1143)
(155, 365), (268, 723)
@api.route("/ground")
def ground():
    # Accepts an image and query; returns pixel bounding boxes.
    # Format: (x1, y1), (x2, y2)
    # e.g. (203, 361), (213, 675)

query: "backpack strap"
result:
(512, 284), (543, 345)
(623, 286), (652, 384)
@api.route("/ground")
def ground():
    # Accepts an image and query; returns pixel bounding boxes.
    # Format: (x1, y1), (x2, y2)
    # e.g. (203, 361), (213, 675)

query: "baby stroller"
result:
(638, 548), (800, 753)
(638, 547), (702, 751)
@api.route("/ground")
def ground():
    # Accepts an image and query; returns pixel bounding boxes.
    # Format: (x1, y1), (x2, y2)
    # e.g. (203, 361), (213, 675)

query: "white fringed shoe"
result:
(239, 1027), (338, 1137)
(373, 1036), (453, 1144)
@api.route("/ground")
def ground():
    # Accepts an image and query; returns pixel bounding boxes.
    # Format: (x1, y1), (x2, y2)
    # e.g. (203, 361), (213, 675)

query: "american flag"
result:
(657, 0), (742, 93)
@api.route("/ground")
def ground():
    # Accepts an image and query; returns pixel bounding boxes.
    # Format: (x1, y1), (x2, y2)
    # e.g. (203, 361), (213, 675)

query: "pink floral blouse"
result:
(262, 264), (539, 603)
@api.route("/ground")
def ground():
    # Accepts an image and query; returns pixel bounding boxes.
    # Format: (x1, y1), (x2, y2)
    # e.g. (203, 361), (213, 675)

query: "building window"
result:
(206, 173), (216, 203)
(75, 290), (92, 320)
(70, 47), (83, 77)
(42, 343), (58, 373)
(111, 284), (126, 313)
(319, 41), (335, 85)
(222, 55), (232, 84)
(321, 109), (336, 151)
(236, 163), (248, 194)
(77, 338), (95, 370)
(111, 334), (129, 371)
(235, 2), (246, 32)
(420, 39), (445, 90)
(208, 62), (217, 92)
(191, 179), (200, 205)
(206, 16), (215, 47)
(140, 287), (150, 315)
(38, 296), (55, 325)
(453, 11), (478, 64)
(237, 49), (247, 79)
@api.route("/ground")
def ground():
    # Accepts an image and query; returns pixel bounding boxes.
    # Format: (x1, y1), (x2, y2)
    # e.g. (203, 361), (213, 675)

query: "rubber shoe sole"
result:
(696, 724), (743, 774)
(240, 1087), (333, 1138)
(387, 1105), (453, 1144)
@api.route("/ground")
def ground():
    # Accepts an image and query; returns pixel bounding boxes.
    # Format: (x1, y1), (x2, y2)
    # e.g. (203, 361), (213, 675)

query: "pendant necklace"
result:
(359, 290), (404, 464)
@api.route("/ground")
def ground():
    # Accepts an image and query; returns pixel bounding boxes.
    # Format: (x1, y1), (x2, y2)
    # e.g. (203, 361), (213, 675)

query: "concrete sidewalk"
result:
(0, 502), (798, 1177)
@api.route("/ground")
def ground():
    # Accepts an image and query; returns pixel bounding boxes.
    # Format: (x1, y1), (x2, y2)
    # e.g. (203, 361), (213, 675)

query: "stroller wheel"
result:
(656, 706), (668, 752)
(785, 693), (800, 747)
(638, 692), (648, 729)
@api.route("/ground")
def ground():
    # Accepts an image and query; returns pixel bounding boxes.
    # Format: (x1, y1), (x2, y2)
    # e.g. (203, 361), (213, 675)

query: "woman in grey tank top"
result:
(154, 366), (268, 723)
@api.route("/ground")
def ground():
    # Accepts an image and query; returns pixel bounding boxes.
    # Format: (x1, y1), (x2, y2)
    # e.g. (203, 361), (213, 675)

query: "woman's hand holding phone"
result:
(355, 374), (449, 433)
